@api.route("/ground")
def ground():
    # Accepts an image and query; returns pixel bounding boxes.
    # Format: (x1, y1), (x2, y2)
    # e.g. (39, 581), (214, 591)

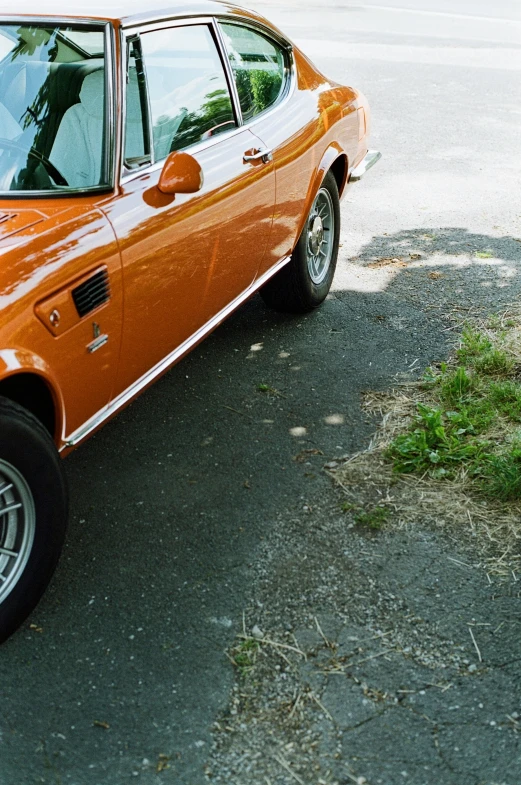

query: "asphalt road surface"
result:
(1, 1), (520, 783)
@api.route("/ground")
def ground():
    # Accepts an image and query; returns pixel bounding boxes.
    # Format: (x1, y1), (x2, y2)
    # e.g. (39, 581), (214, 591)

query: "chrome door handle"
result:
(243, 148), (273, 164)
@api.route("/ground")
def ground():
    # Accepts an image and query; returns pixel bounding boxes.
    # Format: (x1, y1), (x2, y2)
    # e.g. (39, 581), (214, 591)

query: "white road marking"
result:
(351, 4), (521, 25)
(296, 39), (521, 70)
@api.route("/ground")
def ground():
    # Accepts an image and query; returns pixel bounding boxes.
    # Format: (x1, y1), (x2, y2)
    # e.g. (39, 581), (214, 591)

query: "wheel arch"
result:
(0, 351), (64, 443)
(296, 144), (348, 243)
(329, 153), (349, 198)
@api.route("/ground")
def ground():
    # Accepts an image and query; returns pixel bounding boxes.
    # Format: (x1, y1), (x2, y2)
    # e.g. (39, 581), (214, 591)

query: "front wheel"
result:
(0, 398), (67, 644)
(260, 171), (341, 313)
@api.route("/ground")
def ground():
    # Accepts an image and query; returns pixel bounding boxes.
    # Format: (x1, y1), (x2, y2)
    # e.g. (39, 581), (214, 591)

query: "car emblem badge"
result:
(87, 322), (108, 354)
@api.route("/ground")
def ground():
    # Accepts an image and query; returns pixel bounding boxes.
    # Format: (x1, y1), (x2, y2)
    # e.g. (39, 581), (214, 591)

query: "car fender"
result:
(0, 349), (65, 442)
(295, 143), (347, 242)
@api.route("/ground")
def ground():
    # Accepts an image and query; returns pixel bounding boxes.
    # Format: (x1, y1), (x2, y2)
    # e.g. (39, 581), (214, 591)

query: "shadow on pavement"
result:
(0, 226), (520, 784)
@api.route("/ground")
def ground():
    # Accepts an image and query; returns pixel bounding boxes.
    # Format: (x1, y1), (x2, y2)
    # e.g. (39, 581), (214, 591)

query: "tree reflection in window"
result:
(172, 88), (236, 149)
(140, 25), (237, 160)
(220, 23), (285, 122)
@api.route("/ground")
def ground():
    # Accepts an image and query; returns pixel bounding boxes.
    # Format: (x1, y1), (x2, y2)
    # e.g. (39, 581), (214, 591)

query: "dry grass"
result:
(333, 310), (521, 577)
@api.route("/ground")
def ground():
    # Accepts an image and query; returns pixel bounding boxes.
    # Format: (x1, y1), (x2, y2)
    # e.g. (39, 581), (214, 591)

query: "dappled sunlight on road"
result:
(333, 227), (521, 294)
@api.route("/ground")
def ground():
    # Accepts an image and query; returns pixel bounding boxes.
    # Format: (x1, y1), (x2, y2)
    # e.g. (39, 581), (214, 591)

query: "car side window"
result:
(219, 23), (286, 122)
(138, 24), (237, 162)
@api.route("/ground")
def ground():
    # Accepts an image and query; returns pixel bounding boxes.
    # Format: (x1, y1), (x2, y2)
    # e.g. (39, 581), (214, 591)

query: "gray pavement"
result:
(1, 1), (521, 783)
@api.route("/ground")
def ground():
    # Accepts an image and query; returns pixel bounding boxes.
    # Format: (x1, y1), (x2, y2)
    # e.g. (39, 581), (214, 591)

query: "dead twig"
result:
(237, 633), (307, 660)
(315, 616), (335, 649)
(468, 626), (483, 662)
(310, 692), (334, 722)
(273, 753), (305, 785)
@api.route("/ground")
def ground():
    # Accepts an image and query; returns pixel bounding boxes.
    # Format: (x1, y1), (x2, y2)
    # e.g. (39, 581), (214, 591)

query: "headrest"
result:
(80, 70), (105, 117)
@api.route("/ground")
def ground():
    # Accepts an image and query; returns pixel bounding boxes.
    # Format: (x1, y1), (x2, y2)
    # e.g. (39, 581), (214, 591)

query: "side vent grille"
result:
(72, 269), (110, 318)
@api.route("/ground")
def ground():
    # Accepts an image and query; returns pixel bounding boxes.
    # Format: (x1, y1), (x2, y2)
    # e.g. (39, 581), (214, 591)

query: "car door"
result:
(217, 21), (319, 279)
(103, 22), (275, 396)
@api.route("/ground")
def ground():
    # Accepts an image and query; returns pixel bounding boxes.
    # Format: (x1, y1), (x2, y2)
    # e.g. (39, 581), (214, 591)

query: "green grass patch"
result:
(354, 506), (389, 529)
(488, 380), (521, 421)
(480, 447), (521, 501)
(456, 327), (493, 365)
(389, 324), (521, 499)
(231, 638), (260, 674)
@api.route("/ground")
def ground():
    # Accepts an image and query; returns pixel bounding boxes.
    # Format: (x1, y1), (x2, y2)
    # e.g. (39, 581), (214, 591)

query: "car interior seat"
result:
(49, 67), (106, 187)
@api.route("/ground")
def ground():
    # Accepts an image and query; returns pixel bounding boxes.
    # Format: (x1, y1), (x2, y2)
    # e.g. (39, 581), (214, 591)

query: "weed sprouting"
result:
(389, 403), (489, 475)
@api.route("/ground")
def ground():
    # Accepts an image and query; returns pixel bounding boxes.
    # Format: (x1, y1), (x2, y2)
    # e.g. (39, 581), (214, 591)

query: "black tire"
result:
(0, 397), (67, 644)
(260, 171), (341, 313)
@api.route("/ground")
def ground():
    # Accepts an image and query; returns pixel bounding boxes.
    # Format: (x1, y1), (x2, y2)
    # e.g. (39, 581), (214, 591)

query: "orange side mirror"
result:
(157, 151), (204, 195)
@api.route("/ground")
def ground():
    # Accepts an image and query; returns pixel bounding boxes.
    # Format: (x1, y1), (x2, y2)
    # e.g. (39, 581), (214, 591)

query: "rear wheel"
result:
(0, 397), (67, 644)
(260, 171), (340, 313)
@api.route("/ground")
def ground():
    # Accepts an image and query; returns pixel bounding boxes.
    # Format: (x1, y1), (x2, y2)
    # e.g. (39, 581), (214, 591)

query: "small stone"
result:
(252, 625), (264, 640)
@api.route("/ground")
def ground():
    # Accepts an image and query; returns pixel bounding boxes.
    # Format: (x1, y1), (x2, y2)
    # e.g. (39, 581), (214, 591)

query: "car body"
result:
(0, 0), (380, 641)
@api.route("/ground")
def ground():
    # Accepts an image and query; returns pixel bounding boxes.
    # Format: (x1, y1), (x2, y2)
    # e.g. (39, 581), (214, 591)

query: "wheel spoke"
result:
(0, 546), (18, 558)
(0, 502), (22, 517)
(0, 482), (13, 495)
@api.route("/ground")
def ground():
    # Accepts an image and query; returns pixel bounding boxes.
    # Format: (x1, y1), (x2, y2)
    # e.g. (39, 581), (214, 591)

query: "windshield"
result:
(0, 23), (109, 193)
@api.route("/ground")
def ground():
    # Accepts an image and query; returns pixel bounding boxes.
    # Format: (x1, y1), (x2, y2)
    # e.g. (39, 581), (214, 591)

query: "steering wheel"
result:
(0, 138), (69, 187)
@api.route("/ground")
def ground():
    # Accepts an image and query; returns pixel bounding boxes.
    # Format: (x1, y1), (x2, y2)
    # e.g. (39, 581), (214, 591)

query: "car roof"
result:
(0, 0), (259, 27)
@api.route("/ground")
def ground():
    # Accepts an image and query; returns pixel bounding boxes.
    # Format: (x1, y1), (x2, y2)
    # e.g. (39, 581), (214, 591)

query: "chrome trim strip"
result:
(350, 150), (382, 182)
(104, 22), (117, 189)
(212, 17), (243, 128)
(87, 334), (109, 354)
(63, 255), (291, 449)
(121, 13), (214, 31)
(0, 186), (114, 200)
(0, 15), (105, 25)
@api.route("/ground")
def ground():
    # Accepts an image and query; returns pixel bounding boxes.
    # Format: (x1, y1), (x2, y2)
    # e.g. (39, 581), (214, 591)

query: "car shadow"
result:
(1, 225), (520, 783)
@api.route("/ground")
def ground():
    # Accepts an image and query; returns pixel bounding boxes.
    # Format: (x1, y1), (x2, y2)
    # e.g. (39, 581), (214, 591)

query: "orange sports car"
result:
(0, 0), (380, 642)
